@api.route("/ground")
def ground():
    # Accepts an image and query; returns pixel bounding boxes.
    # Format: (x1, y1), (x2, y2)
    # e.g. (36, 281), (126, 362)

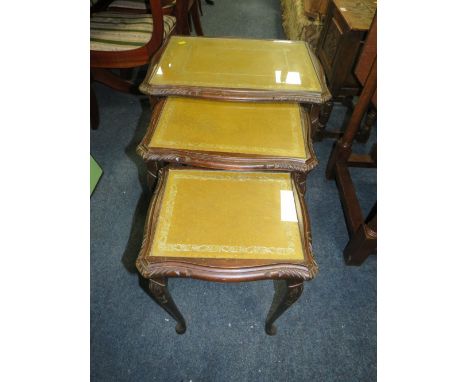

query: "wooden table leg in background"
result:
(326, 60), (377, 180)
(325, 58), (377, 266)
(356, 106), (377, 143)
(314, 100), (334, 141)
(344, 204), (377, 265)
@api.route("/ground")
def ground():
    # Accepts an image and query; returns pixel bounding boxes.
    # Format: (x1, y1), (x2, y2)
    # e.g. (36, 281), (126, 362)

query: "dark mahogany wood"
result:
(91, 0), (167, 69)
(101, 0), (203, 36)
(137, 99), (320, 193)
(344, 204), (376, 265)
(315, 99), (334, 141)
(324, 13), (377, 266)
(174, 0), (204, 35)
(354, 14), (377, 142)
(190, 0), (204, 35)
(265, 280), (304, 335)
(325, 58), (376, 180)
(106, 0), (176, 14)
(314, 0), (376, 141)
(136, 166), (317, 334)
(90, 0), (177, 129)
(137, 167), (317, 283)
(148, 277), (187, 334)
(356, 105), (376, 142)
(92, 68), (140, 94)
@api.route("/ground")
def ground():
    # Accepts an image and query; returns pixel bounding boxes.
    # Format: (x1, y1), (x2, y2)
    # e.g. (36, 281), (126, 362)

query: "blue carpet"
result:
(91, 1), (376, 380)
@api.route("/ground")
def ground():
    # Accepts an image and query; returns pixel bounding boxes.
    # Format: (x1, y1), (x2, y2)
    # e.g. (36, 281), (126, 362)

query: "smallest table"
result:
(136, 167), (318, 335)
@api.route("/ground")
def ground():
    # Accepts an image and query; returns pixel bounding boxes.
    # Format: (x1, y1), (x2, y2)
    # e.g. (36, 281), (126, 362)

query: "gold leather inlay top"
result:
(151, 170), (305, 261)
(149, 36), (322, 92)
(149, 97), (307, 159)
(334, 0), (376, 31)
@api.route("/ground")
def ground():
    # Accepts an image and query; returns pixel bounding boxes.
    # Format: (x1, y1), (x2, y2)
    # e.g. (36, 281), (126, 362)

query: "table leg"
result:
(149, 96), (160, 111)
(265, 280), (304, 335)
(190, 1), (204, 36)
(314, 100), (334, 141)
(146, 161), (163, 192)
(344, 205), (377, 265)
(148, 277), (187, 334)
(294, 172), (307, 194)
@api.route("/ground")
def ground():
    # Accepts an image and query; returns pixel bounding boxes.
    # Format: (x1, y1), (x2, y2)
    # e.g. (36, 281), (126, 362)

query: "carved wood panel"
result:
(322, 17), (343, 72)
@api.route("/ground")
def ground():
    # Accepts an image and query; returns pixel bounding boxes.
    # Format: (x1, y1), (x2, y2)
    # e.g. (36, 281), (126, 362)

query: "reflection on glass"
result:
(148, 36), (322, 92)
(275, 70), (282, 83)
(274, 70), (302, 85)
(285, 71), (301, 85)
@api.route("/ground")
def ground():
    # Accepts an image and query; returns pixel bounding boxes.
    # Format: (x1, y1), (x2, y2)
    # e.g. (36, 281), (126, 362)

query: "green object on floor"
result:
(90, 155), (102, 195)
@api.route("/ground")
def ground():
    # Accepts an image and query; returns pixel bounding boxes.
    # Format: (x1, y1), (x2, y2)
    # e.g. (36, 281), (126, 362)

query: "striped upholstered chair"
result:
(90, 0), (176, 128)
(107, 0), (176, 14)
(106, 0), (203, 35)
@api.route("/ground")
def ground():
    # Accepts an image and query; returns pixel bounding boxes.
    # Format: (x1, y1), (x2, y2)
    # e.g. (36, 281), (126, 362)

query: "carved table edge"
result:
(137, 144), (319, 173)
(139, 82), (332, 104)
(136, 258), (318, 282)
(135, 99), (319, 173)
(135, 165), (319, 283)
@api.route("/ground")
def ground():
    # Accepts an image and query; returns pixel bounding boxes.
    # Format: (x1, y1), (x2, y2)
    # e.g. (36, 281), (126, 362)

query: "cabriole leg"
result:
(265, 280), (304, 335)
(146, 161), (162, 192)
(148, 278), (187, 334)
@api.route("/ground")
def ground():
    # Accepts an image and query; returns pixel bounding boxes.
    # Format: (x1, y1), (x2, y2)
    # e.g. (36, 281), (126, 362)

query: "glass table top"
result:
(145, 36), (328, 100)
(148, 97), (308, 159)
(150, 169), (306, 261)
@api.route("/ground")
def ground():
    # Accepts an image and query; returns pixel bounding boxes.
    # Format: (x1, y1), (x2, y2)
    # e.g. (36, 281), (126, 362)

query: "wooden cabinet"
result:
(315, 0), (376, 139)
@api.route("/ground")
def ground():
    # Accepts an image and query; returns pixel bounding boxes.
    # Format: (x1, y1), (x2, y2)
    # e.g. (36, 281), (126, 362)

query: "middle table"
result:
(137, 97), (319, 190)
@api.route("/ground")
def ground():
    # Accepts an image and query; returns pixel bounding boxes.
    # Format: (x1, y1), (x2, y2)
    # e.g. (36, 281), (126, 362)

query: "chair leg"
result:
(91, 68), (140, 94)
(356, 106), (377, 143)
(190, 2), (204, 36)
(91, 86), (99, 130)
(344, 205), (377, 266)
(175, 0), (191, 35)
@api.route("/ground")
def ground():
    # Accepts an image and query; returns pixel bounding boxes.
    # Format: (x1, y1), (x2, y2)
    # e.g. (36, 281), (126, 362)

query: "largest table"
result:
(140, 36), (331, 103)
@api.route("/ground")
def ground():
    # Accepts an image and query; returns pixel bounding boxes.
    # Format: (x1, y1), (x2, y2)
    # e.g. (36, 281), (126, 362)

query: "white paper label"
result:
(280, 190), (298, 222)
